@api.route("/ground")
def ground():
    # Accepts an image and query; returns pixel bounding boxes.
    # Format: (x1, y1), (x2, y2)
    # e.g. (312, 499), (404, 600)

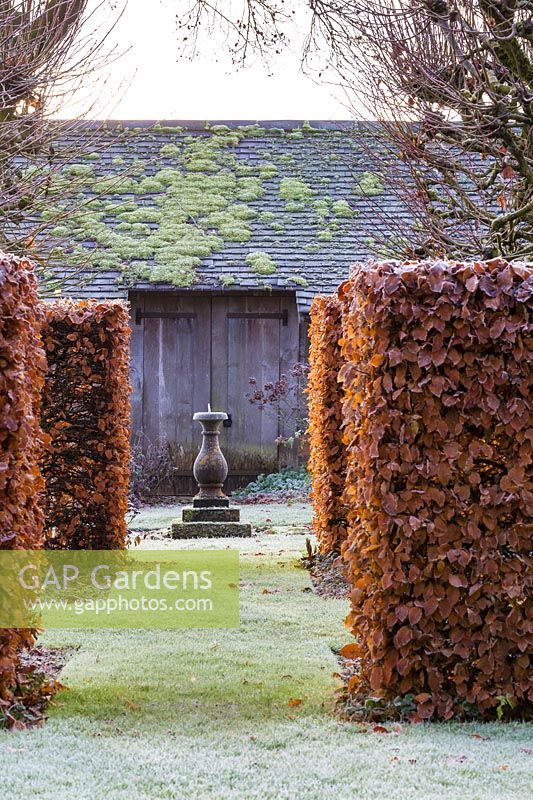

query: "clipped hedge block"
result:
(340, 259), (532, 720)
(0, 252), (46, 701)
(308, 294), (347, 553)
(41, 300), (131, 550)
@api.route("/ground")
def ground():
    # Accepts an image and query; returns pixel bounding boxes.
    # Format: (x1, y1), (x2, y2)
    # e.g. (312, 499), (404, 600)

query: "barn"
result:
(51, 119), (404, 492)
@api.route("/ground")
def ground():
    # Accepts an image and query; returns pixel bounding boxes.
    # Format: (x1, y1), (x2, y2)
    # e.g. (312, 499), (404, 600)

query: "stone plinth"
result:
(171, 520), (252, 539)
(182, 506), (241, 523)
(171, 504), (252, 538)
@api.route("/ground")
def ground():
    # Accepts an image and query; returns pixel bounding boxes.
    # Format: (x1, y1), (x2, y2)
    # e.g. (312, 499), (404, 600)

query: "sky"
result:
(63, 0), (353, 121)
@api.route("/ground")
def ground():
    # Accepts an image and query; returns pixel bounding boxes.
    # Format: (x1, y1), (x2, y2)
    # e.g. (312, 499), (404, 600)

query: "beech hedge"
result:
(0, 252), (46, 702)
(307, 295), (347, 553)
(41, 300), (131, 550)
(339, 259), (532, 720)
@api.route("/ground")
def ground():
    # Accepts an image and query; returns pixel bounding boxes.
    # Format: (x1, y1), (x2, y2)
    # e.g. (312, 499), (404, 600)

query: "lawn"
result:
(1, 506), (531, 800)
(130, 500), (313, 532)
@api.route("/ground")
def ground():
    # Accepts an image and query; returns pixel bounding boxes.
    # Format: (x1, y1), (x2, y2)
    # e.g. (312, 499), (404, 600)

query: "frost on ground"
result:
(129, 501), (313, 538)
(0, 523), (531, 799)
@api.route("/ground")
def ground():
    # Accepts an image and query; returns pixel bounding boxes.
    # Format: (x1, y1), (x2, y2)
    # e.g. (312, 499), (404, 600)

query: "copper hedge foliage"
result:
(307, 295), (347, 553)
(0, 252), (46, 703)
(41, 300), (131, 549)
(340, 259), (532, 721)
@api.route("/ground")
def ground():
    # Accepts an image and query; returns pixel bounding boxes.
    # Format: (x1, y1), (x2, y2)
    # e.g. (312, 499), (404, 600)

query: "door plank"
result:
(279, 296), (301, 461)
(129, 292), (144, 444)
(141, 294), (211, 474)
(212, 295), (282, 474)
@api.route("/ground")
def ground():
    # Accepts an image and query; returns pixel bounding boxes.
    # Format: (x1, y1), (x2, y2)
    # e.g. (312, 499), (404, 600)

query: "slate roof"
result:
(49, 120), (409, 312)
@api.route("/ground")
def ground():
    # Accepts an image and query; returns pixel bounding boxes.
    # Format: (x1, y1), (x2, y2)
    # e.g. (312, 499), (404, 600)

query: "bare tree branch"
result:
(175, 0), (533, 260)
(0, 1), (123, 286)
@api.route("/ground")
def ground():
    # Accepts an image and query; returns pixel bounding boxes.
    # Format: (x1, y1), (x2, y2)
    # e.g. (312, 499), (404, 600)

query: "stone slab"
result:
(182, 506), (241, 523)
(171, 521), (252, 539)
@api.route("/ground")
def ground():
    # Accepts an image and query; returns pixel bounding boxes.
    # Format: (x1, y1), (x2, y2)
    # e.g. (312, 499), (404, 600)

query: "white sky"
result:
(63, 0), (353, 121)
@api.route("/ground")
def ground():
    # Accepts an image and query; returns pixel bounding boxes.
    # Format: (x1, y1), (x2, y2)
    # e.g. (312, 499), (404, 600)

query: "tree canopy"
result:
(178, 1), (533, 260)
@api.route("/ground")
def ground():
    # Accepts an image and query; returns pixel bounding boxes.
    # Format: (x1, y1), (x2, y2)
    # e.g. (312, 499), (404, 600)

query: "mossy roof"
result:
(48, 120), (407, 312)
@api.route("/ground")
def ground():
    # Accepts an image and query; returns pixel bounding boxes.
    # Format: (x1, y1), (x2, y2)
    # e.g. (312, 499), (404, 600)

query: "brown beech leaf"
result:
(394, 627), (414, 648)
(339, 643), (361, 659)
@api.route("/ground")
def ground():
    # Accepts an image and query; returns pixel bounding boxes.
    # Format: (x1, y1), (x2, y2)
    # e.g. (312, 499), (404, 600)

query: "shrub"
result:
(0, 252), (46, 703)
(41, 300), (131, 549)
(232, 467), (310, 503)
(340, 258), (532, 720)
(246, 362), (309, 448)
(130, 432), (176, 500)
(307, 295), (347, 553)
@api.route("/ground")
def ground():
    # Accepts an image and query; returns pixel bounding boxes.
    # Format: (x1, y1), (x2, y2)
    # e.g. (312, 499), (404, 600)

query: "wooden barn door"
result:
(132, 294), (211, 481)
(211, 295), (297, 479)
(130, 291), (299, 493)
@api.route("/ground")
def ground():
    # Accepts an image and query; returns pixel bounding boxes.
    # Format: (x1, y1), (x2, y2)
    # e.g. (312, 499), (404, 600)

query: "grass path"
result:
(1, 517), (531, 799)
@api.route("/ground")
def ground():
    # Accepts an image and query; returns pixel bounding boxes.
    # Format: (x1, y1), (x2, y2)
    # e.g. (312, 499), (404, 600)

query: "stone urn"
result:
(192, 411), (229, 507)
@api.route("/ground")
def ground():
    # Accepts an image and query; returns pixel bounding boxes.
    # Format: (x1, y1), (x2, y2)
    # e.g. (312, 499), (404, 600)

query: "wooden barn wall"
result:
(129, 291), (304, 495)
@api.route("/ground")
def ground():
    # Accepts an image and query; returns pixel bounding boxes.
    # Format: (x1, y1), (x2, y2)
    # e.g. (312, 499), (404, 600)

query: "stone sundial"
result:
(171, 407), (252, 539)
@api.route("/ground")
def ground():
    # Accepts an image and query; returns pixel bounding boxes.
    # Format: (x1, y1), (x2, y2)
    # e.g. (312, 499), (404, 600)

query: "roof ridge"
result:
(54, 119), (380, 131)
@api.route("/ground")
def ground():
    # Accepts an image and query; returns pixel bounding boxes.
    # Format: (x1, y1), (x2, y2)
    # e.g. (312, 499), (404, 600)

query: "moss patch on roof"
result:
(245, 251), (277, 275)
(287, 274), (309, 287)
(355, 171), (384, 197)
(43, 127), (276, 285)
(278, 177), (315, 203)
(40, 123), (374, 287)
(332, 199), (354, 217)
